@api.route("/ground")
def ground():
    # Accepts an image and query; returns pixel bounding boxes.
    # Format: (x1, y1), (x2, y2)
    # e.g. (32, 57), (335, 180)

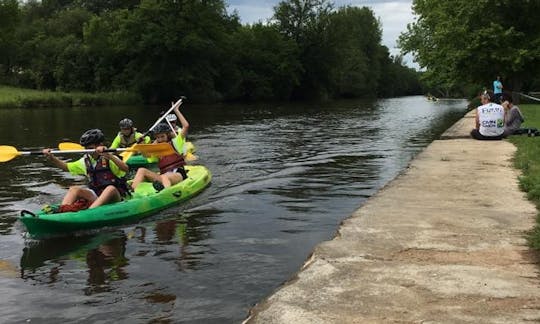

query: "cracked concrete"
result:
(245, 110), (540, 323)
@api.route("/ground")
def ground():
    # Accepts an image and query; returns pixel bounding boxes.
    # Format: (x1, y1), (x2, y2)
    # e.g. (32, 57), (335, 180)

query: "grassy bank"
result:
(0, 86), (142, 108)
(508, 104), (540, 248)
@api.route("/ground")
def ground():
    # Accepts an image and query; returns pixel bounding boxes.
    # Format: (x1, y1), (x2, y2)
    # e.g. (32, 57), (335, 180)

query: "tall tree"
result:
(273, 0), (334, 99)
(231, 23), (301, 101)
(399, 0), (540, 97)
(0, 0), (20, 78)
(326, 6), (384, 98)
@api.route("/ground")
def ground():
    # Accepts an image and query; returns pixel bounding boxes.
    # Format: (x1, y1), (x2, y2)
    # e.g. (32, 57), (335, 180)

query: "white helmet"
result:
(166, 114), (177, 122)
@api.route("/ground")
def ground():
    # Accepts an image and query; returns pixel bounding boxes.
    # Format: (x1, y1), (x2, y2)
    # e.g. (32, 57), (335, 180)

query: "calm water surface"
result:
(0, 96), (467, 323)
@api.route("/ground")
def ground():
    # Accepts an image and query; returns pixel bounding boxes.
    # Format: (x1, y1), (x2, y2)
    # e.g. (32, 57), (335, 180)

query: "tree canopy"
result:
(0, 0), (422, 103)
(399, 0), (540, 97)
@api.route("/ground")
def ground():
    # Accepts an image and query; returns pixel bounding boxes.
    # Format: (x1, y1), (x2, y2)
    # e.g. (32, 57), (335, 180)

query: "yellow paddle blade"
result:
(185, 152), (198, 162)
(0, 146), (20, 162)
(185, 141), (196, 154)
(59, 142), (84, 150)
(129, 143), (175, 157)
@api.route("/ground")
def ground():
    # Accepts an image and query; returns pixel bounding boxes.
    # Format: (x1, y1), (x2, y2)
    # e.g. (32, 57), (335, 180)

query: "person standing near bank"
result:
(470, 90), (505, 140)
(493, 76), (503, 103)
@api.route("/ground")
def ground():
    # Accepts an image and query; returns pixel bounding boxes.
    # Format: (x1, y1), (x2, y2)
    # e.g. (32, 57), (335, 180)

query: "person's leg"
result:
(90, 185), (121, 208)
(160, 172), (183, 188)
(62, 186), (97, 205)
(131, 168), (161, 190)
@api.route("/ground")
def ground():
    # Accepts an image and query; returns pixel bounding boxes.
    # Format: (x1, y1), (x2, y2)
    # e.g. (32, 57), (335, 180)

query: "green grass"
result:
(507, 104), (540, 248)
(0, 85), (142, 108)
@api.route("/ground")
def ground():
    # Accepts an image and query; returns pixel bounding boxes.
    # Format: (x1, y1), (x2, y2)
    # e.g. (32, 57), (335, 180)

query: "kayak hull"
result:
(19, 165), (211, 238)
(125, 154), (158, 167)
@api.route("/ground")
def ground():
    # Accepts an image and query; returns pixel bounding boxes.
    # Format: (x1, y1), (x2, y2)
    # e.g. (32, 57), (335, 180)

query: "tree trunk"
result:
(508, 75), (522, 104)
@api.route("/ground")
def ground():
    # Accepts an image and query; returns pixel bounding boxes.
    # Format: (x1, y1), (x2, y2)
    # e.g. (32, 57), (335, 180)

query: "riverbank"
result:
(0, 85), (141, 108)
(245, 110), (540, 323)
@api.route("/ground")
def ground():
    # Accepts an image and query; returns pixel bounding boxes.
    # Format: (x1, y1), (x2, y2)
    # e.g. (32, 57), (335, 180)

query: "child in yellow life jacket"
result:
(43, 129), (130, 210)
(110, 118), (151, 149)
(130, 104), (189, 191)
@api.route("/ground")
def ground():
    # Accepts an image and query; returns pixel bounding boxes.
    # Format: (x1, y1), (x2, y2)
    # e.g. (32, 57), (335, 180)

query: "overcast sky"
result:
(227, 0), (416, 66)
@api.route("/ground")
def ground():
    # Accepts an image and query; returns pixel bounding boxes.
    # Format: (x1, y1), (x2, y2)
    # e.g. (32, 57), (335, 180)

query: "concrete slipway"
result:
(245, 111), (540, 323)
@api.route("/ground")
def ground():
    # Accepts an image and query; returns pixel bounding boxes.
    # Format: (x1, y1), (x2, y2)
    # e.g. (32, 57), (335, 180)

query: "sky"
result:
(227, 0), (417, 67)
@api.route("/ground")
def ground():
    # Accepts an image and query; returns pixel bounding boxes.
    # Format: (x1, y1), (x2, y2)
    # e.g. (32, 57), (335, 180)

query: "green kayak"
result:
(125, 154), (159, 167)
(19, 165), (211, 238)
(125, 141), (196, 167)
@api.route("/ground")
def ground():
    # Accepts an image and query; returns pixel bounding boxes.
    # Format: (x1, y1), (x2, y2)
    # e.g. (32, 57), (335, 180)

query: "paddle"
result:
(137, 97), (185, 143)
(57, 142), (175, 157)
(119, 97), (185, 162)
(0, 145), (78, 162)
(60, 141), (196, 162)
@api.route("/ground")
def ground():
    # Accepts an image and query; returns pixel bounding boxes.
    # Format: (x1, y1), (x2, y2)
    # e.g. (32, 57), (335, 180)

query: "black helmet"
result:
(153, 123), (171, 135)
(119, 118), (133, 128)
(80, 129), (105, 146)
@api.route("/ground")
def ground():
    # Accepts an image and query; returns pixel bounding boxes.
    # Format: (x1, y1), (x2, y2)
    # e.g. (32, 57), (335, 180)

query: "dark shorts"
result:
(168, 167), (187, 179)
(493, 93), (503, 104)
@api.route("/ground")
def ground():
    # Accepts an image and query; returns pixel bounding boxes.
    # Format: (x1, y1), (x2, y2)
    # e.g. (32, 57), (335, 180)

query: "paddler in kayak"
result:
(42, 129), (130, 210)
(165, 113), (181, 133)
(130, 104), (189, 192)
(110, 118), (151, 149)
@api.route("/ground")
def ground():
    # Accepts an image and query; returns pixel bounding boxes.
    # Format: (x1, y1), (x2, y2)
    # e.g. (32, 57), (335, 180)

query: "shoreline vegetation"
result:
(508, 104), (540, 248)
(0, 1), (423, 104)
(0, 86), (141, 108)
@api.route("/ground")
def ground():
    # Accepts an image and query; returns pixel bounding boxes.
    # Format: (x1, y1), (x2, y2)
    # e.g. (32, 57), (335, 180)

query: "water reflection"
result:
(85, 234), (128, 295)
(20, 231), (129, 292)
(18, 210), (222, 292)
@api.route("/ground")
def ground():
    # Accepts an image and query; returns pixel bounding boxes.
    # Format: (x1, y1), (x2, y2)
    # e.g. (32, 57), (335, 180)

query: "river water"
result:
(0, 96), (466, 323)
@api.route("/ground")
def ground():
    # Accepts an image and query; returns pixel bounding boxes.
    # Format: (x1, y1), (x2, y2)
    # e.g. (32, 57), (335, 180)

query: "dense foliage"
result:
(0, 0), (422, 103)
(399, 0), (540, 99)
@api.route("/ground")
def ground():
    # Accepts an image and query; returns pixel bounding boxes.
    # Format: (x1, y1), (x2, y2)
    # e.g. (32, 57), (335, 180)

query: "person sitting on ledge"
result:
(470, 90), (505, 140)
(501, 95), (525, 137)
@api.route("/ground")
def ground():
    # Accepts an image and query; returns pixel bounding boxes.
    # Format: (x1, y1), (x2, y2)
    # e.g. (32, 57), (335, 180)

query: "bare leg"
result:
(131, 167), (161, 190)
(160, 172), (183, 188)
(90, 185), (122, 208)
(62, 186), (97, 205)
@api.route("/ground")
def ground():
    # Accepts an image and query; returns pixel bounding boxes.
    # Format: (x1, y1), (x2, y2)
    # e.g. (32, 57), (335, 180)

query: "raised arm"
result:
(174, 105), (189, 138)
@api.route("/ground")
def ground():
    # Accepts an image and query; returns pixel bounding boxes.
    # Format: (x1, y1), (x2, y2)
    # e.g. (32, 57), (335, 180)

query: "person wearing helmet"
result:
(110, 118), (150, 149)
(131, 104), (189, 191)
(165, 113), (180, 133)
(42, 129), (130, 210)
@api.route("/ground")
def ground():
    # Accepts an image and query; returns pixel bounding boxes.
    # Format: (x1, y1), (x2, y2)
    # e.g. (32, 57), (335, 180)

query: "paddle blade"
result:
(185, 152), (198, 162)
(129, 143), (175, 157)
(185, 141), (196, 154)
(59, 142), (84, 150)
(0, 146), (20, 162)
